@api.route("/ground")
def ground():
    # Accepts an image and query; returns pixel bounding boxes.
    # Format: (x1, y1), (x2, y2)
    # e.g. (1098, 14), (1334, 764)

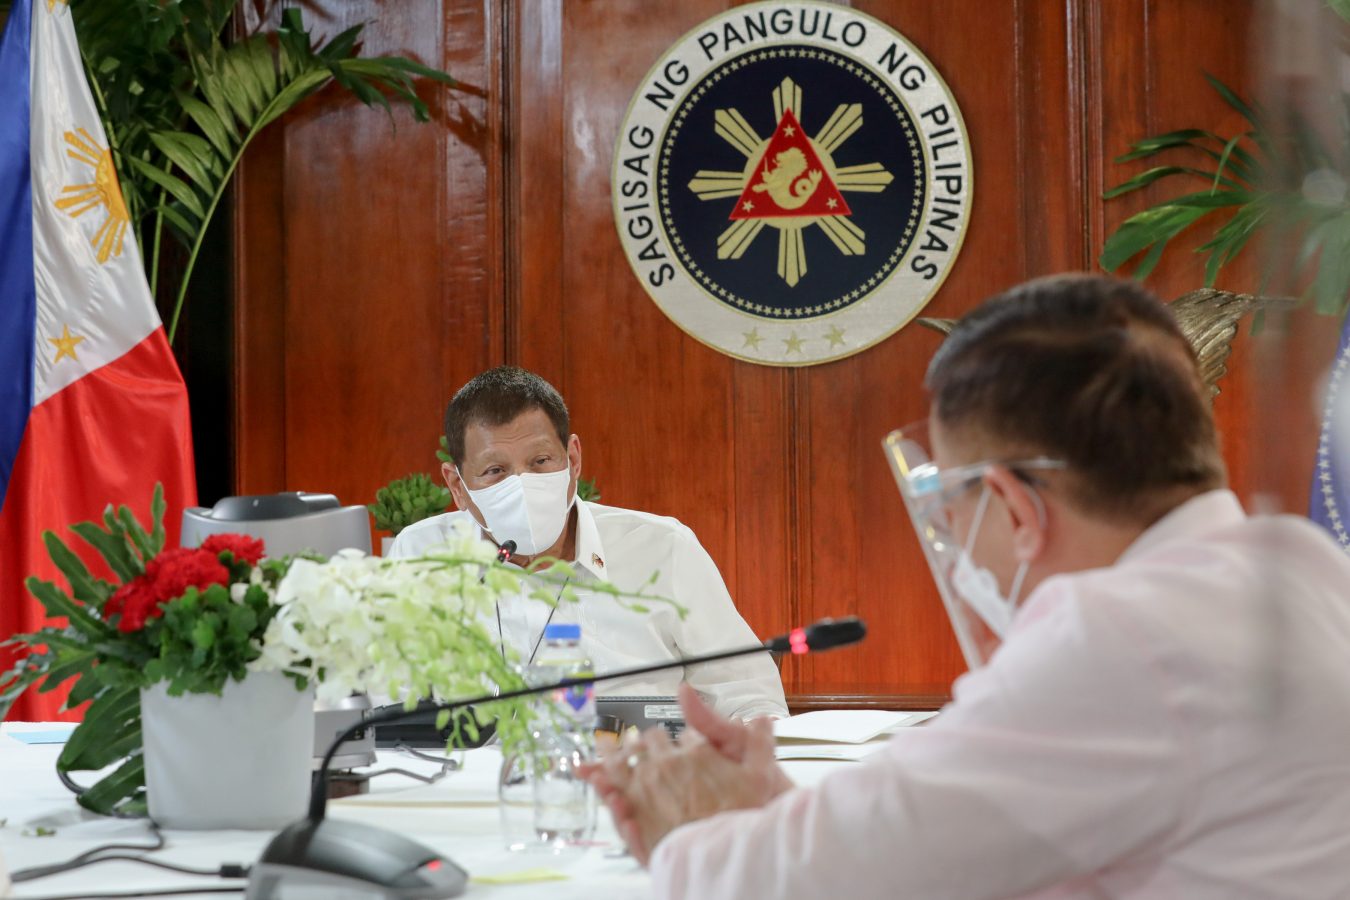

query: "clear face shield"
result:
(883, 421), (1064, 670)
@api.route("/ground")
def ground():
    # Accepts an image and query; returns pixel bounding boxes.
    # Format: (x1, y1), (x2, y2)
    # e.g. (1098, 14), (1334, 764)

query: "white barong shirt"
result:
(651, 490), (1350, 898)
(388, 500), (788, 721)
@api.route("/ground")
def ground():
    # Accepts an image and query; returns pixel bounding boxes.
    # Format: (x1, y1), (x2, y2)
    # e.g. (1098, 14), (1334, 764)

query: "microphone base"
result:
(247, 818), (467, 899)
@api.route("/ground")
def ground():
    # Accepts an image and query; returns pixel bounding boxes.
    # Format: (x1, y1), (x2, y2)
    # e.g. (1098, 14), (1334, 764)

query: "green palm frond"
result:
(1102, 73), (1350, 317)
(55, 0), (458, 344)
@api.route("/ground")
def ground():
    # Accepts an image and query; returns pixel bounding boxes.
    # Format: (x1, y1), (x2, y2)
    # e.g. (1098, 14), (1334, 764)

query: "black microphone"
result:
(495, 540), (516, 563)
(764, 617), (867, 654)
(250, 617), (866, 896)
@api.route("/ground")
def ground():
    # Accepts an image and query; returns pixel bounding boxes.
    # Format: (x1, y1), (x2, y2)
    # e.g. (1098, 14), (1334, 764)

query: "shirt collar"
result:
(1118, 489), (1246, 564)
(573, 500), (609, 581)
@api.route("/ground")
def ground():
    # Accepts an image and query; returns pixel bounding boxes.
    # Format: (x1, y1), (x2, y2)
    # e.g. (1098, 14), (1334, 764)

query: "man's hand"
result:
(580, 684), (792, 864)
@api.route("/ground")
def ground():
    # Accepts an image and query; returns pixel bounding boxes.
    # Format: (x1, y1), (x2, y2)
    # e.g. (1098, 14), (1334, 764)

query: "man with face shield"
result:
(580, 274), (1350, 898)
(388, 366), (787, 721)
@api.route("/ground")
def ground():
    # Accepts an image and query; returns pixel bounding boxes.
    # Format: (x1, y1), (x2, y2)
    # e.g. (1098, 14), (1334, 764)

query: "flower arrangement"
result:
(0, 486), (292, 814)
(2, 485), (681, 817)
(258, 518), (672, 752)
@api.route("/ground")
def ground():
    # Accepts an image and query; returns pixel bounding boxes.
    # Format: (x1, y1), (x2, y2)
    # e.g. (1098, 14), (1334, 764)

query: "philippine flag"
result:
(0, 1), (196, 721)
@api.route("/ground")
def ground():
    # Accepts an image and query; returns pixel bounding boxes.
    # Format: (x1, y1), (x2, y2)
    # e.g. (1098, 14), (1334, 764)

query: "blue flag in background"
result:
(1311, 312), (1350, 551)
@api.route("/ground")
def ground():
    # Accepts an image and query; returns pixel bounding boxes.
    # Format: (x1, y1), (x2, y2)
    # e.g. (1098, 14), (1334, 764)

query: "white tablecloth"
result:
(0, 723), (857, 899)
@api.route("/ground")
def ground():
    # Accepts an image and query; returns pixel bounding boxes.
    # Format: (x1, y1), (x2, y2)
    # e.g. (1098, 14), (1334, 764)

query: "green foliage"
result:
(0, 485), (169, 815)
(1102, 72), (1350, 316)
(142, 561), (289, 696)
(369, 472), (452, 535)
(435, 436), (602, 501)
(577, 476), (601, 503)
(58, 0), (457, 343)
(0, 485), (295, 815)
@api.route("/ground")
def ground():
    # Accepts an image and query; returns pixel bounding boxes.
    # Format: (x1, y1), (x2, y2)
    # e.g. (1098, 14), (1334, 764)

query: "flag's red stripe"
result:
(0, 328), (195, 721)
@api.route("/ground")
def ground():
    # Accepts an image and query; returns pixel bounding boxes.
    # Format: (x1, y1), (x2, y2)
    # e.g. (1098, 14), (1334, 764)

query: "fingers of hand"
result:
(678, 683), (745, 758)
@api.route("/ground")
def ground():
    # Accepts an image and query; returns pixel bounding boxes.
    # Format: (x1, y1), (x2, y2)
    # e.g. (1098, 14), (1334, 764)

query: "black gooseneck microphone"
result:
(247, 617), (867, 898)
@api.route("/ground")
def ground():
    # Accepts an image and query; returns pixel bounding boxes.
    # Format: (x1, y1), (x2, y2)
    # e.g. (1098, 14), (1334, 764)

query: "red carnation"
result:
(106, 576), (159, 633)
(150, 547), (229, 605)
(201, 533), (266, 567)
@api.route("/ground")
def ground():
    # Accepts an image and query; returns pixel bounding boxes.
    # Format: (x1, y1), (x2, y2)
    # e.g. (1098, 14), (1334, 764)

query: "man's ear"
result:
(984, 466), (1047, 562)
(567, 434), (582, 479)
(444, 461), (468, 511)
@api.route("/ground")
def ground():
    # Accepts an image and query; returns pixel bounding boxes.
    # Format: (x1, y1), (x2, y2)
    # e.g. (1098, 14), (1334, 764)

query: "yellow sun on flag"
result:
(55, 128), (130, 265)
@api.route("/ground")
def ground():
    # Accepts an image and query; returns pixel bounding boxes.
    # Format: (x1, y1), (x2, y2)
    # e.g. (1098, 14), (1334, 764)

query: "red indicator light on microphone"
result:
(422, 859), (443, 872)
(789, 627), (808, 655)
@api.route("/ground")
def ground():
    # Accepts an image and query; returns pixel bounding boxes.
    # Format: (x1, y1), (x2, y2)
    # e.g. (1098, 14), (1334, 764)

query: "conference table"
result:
(1, 715), (929, 898)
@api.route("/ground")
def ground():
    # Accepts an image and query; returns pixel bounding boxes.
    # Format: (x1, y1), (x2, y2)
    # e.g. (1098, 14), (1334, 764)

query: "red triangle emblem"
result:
(730, 109), (851, 221)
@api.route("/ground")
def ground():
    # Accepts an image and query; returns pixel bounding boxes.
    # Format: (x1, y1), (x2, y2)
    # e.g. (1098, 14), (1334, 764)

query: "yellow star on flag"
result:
(48, 324), (86, 363)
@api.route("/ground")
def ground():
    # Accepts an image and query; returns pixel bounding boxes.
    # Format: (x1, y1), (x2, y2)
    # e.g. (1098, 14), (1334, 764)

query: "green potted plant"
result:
(0, 485), (307, 821)
(0, 0), (459, 343)
(368, 472), (453, 553)
(1100, 37), (1350, 319)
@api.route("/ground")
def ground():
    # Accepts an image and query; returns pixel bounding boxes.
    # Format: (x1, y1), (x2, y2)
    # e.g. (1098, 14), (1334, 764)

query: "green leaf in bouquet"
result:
(25, 577), (113, 640)
(226, 603), (257, 643)
(190, 618), (216, 652)
(74, 754), (145, 817)
(40, 531), (106, 607)
(58, 685), (138, 773)
(69, 520), (139, 584)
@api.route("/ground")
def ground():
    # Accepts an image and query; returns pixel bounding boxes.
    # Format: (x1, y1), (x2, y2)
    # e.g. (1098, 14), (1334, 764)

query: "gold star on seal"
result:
(48, 324), (86, 363)
(825, 325), (846, 349)
(743, 328), (764, 350)
(783, 332), (805, 355)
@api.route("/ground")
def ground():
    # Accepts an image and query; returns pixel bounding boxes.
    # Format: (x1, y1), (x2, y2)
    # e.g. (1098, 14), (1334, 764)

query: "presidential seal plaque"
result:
(613, 2), (972, 366)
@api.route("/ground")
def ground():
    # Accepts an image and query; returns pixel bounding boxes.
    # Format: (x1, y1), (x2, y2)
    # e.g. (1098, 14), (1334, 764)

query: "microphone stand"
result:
(250, 617), (865, 897)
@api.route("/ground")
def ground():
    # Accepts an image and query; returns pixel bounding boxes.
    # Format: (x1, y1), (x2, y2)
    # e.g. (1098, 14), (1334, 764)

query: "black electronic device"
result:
(247, 616), (867, 900)
(371, 701), (497, 749)
(594, 695), (685, 739)
(246, 818), (467, 899)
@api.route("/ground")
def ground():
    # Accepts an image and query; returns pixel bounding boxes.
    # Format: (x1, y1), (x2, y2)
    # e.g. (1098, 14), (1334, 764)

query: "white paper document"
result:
(774, 743), (888, 762)
(773, 710), (920, 744)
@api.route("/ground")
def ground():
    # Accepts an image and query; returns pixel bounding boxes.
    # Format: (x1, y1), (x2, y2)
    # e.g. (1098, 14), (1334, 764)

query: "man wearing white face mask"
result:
(388, 366), (787, 721)
(581, 274), (1350, 898)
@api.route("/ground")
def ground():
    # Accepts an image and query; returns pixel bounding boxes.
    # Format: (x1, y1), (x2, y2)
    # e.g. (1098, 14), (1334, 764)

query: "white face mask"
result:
(949, 485), (1029, 640)
(460, 466), (575, 556)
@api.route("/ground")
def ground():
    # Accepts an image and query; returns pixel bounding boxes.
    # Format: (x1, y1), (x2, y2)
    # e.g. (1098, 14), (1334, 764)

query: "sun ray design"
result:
(54, 128), (130, 265)
(688, 81), (894, 288)
(773, 77), (802, 124)
(815, 103), (863, 154)
(777, 227), (807, 286)
(714, 109), (762, 158)
(689, 170), (747, 200)
(717, 219), (766, 260)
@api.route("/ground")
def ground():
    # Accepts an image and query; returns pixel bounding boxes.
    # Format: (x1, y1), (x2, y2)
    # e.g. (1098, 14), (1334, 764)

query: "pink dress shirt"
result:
(650, 491), (1350, 898)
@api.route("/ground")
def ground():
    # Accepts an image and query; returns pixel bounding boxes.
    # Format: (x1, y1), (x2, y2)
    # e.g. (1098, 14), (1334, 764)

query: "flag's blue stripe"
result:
(0, 0), (35, 513)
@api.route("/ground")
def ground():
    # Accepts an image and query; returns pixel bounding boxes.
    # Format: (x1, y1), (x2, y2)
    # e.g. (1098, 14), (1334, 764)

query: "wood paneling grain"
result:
(235, 0), (1269, 709)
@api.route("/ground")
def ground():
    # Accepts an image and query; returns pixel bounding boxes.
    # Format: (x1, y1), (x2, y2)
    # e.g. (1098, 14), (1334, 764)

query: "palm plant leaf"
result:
(1104, 70), (1350, 317)
(50, 0), (459, 343)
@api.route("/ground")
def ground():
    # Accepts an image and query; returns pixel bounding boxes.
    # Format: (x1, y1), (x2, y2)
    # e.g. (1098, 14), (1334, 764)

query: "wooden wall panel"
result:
(792, 0), (1087, 701)
(235, 0), (1272, 709)
(234, 0), (505, 509)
